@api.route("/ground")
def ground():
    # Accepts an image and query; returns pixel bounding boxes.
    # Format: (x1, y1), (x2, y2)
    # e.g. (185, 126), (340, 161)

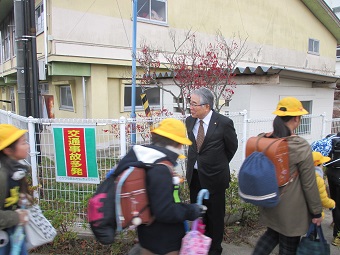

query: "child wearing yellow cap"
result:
(252, 97), (323, 254)
(112, 118), (204, 255)
(0, 124), (31, 254)
(312, 151), (336, 218)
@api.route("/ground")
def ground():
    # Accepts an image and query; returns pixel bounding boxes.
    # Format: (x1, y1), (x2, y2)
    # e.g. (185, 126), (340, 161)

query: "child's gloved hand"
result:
(4, 187), (19, 208)
(198, 205), (207, 217)
(189, 204), (206, 221)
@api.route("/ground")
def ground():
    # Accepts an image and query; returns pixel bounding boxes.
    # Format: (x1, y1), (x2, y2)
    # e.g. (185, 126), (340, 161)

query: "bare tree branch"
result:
(137, 30), (249, 114)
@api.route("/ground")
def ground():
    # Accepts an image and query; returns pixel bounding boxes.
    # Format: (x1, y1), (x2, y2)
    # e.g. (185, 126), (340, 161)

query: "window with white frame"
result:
(11, 23), (16, 57)
(4, 23), (11, 60)
(35, 3), (44, 34)
(59, 85), (74, 110)
(0, 30), (3, 64)
(0, 14), (15, 62)
(137, 0), (167, 23)
(308, 38), (319, 55)
(337, 45), (340, 59)
(124, 85), (161, 111)
(40, 83), (49, 95)
(296, 100), (312, 135)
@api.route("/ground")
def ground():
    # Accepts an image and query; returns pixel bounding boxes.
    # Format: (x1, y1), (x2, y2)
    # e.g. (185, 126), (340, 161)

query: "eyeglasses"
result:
(188, 103), (207, 107)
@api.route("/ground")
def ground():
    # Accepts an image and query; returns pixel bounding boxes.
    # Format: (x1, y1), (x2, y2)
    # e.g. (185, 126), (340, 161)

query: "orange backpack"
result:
(245, 135), (290, 187)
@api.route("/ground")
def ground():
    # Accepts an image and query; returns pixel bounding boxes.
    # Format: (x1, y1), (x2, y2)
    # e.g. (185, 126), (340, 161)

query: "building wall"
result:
(45, 0), (337, 73)
(38, 0), (337, 119)
(2, 0), (338, 118)
(229, 77), (335, 119)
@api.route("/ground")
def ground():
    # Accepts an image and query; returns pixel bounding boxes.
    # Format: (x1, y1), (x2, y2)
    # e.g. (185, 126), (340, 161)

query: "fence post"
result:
(27, 116), (39, 199)
(241, 109), (248, 161)
(119, 116), (127, 159)
(7, 111), (12, 124)
(321, 112), (327, 139)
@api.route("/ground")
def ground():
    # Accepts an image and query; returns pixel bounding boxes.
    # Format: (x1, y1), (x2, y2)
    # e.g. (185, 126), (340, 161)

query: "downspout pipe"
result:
(29, 0), (39, 118)
(82, 76), (87, 118)
(14, 0), (26, 116)
(44, 0), (48, 67)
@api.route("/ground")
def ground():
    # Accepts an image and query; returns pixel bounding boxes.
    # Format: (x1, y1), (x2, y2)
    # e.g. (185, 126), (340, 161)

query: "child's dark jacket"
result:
(114, 145), (200, 254)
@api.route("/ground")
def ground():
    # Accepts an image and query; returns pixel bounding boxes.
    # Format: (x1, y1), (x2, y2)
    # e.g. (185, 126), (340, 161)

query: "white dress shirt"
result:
(193, 110), (212, 169)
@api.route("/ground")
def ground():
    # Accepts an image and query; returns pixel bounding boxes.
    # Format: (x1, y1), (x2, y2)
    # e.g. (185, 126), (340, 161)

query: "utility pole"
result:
(14, 0), (39, 117)
(28, 0), (42, 166)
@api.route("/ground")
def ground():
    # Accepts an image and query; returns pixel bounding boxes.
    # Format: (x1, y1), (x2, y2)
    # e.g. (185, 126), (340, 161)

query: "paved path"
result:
(31, 210), (340, 255)
(220, 209), (339, 255)
(128, 210), (340, 255)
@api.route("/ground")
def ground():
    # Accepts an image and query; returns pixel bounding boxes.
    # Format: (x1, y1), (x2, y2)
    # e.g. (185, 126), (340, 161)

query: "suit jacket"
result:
(186, 111), (238, 194)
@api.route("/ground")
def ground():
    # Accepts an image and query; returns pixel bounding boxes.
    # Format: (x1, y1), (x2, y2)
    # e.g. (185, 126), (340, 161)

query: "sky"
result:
(324, 0), (340, 8)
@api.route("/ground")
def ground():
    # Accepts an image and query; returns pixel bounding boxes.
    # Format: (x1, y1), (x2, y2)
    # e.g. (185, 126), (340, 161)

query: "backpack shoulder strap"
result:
(0, 165), (8, 210)
(156, 160), (175, 176)
(256, 136), (286, 154)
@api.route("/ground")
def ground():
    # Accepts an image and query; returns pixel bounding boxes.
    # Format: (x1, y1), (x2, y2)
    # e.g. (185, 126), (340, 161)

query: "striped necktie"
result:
(196, 120), (205, 152)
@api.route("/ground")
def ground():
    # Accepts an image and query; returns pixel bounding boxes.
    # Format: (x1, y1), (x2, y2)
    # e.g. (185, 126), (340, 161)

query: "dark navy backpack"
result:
(238, 151), (279, 208)
(87, 175), (117, 245)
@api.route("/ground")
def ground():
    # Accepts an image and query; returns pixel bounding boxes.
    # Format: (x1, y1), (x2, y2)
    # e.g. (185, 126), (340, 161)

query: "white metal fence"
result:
(0, 109), (335, 227)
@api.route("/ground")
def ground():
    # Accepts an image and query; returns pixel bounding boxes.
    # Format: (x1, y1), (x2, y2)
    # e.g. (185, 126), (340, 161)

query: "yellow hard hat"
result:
(272, 97), (308, 116)
(0, 124), (27, 151)
(152, 118), (192, 146)
(312, 151), (331, 166)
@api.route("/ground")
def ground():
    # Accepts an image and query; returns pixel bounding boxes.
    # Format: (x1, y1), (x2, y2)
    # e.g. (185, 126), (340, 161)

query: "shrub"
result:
(225, 172), (259, 224)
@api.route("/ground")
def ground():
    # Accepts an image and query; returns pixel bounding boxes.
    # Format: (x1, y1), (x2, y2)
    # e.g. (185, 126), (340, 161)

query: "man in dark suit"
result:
(186, 88), (238, 255)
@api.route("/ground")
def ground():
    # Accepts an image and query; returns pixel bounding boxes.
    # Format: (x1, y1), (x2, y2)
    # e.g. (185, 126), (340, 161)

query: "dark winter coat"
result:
(0, 158), (28, 229)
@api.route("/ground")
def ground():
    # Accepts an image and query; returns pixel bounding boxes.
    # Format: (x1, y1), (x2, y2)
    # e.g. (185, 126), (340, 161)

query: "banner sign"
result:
(53, 126), (99, 184)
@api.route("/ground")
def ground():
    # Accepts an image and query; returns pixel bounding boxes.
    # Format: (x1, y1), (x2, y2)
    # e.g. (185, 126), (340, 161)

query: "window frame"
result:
(35, 3), (44, 35)
(296, 100), (312, 135)
(0, 13), (15, 62)
(308, 38), (320, 55)
(9, 86), (15, 113)
(39, 83), (49, 95)
(336, 45), (340, 59)
(59, 85), (74, 111)
(11, 21), (16, 57)
(122, 83), (162, 112)
(137, 0), (168, 25)
(0, 30), (3, 64)
(4, 19), (11, 61)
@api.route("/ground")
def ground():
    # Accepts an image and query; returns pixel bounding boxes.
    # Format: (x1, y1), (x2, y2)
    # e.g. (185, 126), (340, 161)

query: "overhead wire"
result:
(116, 0), (130, 48)
(236, 0), (248, 37)
(65, 0), (98, 39)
